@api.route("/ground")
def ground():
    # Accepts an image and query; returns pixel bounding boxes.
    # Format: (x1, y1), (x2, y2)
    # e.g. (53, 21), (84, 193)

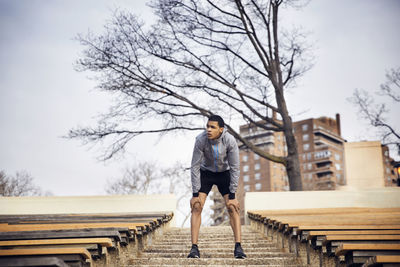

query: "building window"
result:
(244, 185), (250, 192)
(242, 155), (248, 162)
(303, 143), (310, 151)
(335, 153), (341, 161)
(304, 173), (312, 181)
(303, 134), (309, 141)
(302, 124), (308, 132)
(243, 175), (249, 182)
(243, 165), (249, 172)
(335, 163), (341, 170)
(307, 153), (312, 160)
(315, 150), (331, 159)
(254, 154), (260, 160)
(255, 163), (260, 170)
(255, 173), (261, 180)
(255, 183), (262, 190)
(307, 163), (312, 170)
(302, 154), (306, 161)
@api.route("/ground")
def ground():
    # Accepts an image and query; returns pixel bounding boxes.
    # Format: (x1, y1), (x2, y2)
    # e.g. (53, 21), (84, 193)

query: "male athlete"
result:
(188, 115), (247, 259)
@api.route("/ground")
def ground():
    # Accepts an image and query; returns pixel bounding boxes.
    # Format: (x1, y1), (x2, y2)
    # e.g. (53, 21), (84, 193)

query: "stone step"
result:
(146, 244), (281, 251)
(143, 247), (283, 253)
(164, 227), (257, 234)
(159, 237), (268, 241)
(163, 228), (260, 233)
(163, 230), (259, 233)
(138, 251), (296, 258)
(129, 266), (306, 267)
(126, 257), (301, 265)
(152, 240), (276, 245)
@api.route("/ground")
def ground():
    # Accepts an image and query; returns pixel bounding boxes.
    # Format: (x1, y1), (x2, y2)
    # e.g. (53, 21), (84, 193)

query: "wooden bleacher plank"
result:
(0, 212), (173, 224)
(0, 237), (113, 247)
(336, 243), (400, 266)
(320, 235), (400, 256)
(0, 222), (148, 232)
(0, 229), (122, 243)
(249, 209), (400, 224)
(0, 256), (69, 267)
(298, 225), (400, 231)
(0, 247), (92, 266)
(263, 215), (400, 225)
(0, 247), (91, 259)
(248, 208), (400, 222)
(363, 255), (400, 266)
(307, 230), (400, 239)
(322, 234), (400, 244)
(336, 243), (400, 256)
(0, 238), (114, 259)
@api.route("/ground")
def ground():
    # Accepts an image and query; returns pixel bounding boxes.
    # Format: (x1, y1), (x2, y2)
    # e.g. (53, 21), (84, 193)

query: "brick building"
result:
(236, 114), (345, 223)
(238, 114), (345, 194)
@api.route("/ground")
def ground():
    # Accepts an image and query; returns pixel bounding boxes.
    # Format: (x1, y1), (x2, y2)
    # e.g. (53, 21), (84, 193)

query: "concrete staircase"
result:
(126, 226), (305, 266)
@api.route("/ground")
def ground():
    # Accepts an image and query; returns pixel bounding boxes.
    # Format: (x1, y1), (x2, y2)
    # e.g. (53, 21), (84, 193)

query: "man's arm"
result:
(227, 136), (240, 199)
(191, 138), (204, 197)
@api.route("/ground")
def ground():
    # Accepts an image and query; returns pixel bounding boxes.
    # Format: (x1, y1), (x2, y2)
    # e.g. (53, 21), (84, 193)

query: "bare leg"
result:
(190, 192), (207, 245)
(224, 194), (241, 243)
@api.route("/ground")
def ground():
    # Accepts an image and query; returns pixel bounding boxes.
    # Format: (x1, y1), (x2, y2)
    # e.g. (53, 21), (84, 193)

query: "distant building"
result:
(238, 114), (345, 193)
(237, 114), (346, 223)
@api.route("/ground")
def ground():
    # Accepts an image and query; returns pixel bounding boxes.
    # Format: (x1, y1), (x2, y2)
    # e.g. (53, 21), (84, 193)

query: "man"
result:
(188, 115), (247, 259)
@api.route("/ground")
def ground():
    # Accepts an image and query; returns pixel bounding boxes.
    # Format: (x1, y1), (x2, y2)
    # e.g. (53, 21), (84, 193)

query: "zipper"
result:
(212, 143), (219, 172)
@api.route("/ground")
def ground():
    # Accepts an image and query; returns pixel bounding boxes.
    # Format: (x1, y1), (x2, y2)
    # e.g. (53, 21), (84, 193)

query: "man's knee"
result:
(227, 204), (239, 214)
(192, 201), (203, 213)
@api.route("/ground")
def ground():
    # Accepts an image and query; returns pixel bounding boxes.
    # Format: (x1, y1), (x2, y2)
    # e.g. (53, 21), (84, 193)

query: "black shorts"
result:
(199, 169), (230, 196)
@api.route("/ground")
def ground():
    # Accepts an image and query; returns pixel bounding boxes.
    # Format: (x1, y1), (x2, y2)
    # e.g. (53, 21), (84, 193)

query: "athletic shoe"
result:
(234, 243), (247, 259)
(187, 245), (200, 258)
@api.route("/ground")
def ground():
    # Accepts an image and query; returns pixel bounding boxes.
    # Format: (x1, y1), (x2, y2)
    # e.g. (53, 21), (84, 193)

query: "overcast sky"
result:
(1, 0), (399, 199)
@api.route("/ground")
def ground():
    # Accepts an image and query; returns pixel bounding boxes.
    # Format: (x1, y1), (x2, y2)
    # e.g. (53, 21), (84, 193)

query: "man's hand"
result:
(227, 198), (240, 213)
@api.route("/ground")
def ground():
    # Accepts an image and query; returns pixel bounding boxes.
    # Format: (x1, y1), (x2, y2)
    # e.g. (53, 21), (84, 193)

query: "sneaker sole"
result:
(235, 255), (247, 259)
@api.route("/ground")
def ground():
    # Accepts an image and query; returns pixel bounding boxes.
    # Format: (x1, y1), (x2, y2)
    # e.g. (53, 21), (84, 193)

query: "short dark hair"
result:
(208, 115), (225, 128)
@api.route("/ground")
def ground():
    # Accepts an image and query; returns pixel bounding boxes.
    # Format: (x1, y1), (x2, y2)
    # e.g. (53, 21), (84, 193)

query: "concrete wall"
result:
(341, 141), (385, 190)
(244, 187), (400, 224)
(0, 194), (177, 226)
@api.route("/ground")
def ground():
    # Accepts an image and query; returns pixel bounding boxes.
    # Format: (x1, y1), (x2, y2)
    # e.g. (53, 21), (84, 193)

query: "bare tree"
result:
(350, 67), (400, 156)
(106, 161), (193, 227)
(106, 162), (158, 194)
(70, 0), (312, 190)
(0, 170), (50, 197)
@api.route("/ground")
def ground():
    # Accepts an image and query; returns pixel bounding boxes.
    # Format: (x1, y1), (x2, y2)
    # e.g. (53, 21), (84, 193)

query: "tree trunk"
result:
(284, 125), (303, 191)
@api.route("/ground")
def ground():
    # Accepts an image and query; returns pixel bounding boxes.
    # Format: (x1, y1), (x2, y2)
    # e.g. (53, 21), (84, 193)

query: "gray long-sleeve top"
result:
(191, 128), (240, 196)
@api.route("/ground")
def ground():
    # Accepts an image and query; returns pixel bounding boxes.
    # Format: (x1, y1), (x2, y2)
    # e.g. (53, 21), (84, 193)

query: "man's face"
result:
(206, 121), (223, 140)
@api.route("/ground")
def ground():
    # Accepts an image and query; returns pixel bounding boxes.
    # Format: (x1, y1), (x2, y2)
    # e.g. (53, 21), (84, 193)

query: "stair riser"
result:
(147, 244), (281, 250)
(138, 252), (296, 258)
(143, 248), (283, 253)
(127, 258), (300, 265)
